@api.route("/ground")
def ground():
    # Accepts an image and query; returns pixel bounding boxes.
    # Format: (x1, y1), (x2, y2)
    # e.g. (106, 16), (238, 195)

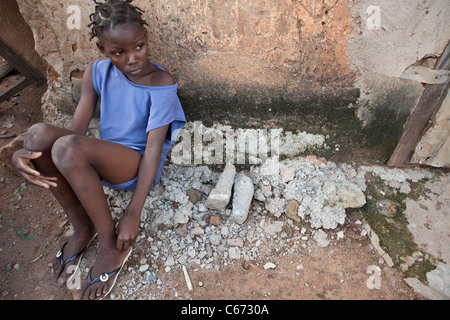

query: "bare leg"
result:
(49, 133), (142, 299)
(24, 123), (97, 285)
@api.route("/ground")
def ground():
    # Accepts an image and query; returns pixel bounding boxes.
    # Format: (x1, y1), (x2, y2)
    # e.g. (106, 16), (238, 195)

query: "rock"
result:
(265, 196), (286, 218)
(263, 262), (276, 269)
(405, 262), (450, 300)
(227, 238), (244, 247)
(261, 219), (284, 236)
(261, 185), (272, 198)
(207, 214), (222, 226)
(152, 209), (174, 231)
(186, 188), (202, 203)
(228, 247), (241, 260)
(306, 154), (327, 165)
(190, 226), (205, 236)
(139, 264), (149, 272)
(313, 229), (330, 247)
(174, 204), (193, 225)
(322, 181), (366, 209)
(280, 166), (295, 183)
(205, 163), (236, 210)
(142, 270), (158, 285)
(175, 224), (188, 237)
(230, 173), (254, 224)
(285, 199), (301, 222)
(209, 233), (222, 246)
(165, 256), (175, 267)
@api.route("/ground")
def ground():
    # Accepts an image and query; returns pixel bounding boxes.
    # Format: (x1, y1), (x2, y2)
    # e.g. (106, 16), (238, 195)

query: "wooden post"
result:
(387, 41), (450, 167)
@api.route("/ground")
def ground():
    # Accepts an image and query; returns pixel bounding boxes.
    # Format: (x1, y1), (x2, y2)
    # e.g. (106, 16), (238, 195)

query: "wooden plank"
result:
(387, 82), (449, 167)
(0, 40), (45, 85)
(0, 76), (31, 103)
(387, 40), (450, 167)
(0, 63), (14, 79)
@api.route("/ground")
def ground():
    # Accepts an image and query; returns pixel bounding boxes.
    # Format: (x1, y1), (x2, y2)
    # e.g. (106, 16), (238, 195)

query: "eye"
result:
(136, 44), (144, 50)
(113, 51), (122, 56)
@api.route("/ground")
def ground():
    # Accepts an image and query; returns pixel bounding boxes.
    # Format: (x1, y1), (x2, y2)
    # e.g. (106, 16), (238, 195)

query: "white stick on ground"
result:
(182, 265), (193, 291)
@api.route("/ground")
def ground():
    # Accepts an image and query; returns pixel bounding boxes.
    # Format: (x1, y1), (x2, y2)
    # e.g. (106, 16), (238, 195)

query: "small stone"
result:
(175, 224), (188, 237)
(6, 262), (13, 271)
(313, 229), (330, 247)
(280, 166), (295, 183)
(190, 226), (205, 236)
(286, 199), (301, 223)
(139, 264), (149, 272)
(142, 270), (158, 285)
(209, 233), (222, 246)
(186, 188), (202, 204)
(227, 238), (244, 247)
(207, 214), (221, 226)
(263, 262), (276, 269)
(165, 256), (175, 267)
(228, 247), (241, 260)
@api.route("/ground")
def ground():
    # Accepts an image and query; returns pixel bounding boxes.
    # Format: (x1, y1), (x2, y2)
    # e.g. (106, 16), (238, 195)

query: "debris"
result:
(230, 173), (254, 224)
(205, 163), (236, 210)
(263, 262), (276, 269)
(182, 265), (193, 291)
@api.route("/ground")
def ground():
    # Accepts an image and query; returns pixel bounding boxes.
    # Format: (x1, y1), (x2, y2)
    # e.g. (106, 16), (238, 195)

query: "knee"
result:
(24, 123), (53, 151)
(51, 135), (80, 174)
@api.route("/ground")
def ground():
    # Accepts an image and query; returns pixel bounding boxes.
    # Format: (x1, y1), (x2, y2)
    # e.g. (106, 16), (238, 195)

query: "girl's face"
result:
(97, 23), (150, 80)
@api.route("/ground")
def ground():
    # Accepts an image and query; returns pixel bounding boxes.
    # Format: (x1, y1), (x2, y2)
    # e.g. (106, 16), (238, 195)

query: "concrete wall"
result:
(14, 0), (450, 163)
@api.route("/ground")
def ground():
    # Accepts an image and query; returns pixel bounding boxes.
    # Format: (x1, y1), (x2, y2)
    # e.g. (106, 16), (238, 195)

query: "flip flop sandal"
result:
(86, 246), (132, 300)
(51, 233), (97, 287)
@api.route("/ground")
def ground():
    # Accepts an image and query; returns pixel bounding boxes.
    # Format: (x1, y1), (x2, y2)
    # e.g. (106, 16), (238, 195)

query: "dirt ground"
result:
(0, 80), (425, 303)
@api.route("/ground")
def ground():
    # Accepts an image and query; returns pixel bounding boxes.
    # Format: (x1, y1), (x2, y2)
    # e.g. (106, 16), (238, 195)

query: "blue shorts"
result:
(101, 147), (169, 192)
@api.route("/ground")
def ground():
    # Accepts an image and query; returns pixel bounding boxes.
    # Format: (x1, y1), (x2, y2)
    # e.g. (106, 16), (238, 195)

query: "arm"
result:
(115, 68), (175, 250)
(115, 124), (169, 250)
(11, 64), (98, 187)
(71, 63), (98, 135)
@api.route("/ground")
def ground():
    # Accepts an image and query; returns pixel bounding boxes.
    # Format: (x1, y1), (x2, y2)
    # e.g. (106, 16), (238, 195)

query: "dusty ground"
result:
(0, 78), (427, 303)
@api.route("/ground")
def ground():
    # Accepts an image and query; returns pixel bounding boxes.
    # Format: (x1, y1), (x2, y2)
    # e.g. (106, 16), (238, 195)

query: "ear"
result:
(96, 41), (107, 57)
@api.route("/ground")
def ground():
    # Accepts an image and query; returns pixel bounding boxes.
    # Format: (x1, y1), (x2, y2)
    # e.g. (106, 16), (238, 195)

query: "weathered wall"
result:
(13, 0), (450, 163)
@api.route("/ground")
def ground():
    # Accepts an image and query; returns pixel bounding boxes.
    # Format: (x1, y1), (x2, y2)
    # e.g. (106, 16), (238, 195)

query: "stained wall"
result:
(13, 0), (450, 162)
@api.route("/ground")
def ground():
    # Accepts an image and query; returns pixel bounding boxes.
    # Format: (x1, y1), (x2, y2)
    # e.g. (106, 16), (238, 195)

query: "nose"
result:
(127, 53), (137, 65)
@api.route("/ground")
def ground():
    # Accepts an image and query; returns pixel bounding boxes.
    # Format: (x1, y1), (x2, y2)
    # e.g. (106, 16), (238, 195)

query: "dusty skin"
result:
(0, 82), (422, 302)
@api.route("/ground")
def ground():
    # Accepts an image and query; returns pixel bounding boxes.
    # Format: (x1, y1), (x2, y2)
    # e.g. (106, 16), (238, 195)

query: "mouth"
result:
(128, 67), (142, 75)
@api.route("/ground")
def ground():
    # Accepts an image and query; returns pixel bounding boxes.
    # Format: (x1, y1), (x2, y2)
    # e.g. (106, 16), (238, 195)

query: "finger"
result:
(17, 161), (40, 177)
(26, 151), (43, 160)
(40, 175), (58, 181)
(21, 172), (55, 189)
(38, 175), (58, 186)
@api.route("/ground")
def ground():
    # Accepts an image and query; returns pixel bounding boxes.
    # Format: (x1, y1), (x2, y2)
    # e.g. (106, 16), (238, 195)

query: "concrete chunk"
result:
(205, 163), (236, 210)
(231, 173), (254, 224)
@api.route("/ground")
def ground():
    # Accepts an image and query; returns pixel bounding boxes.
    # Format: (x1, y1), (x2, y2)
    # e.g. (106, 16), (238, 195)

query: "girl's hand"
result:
(12, 149), (57, 188)
(115, 211), (140, 251)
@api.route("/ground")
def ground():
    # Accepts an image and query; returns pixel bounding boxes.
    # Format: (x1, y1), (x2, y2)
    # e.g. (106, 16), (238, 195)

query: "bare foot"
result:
(75, 242), (132, 300)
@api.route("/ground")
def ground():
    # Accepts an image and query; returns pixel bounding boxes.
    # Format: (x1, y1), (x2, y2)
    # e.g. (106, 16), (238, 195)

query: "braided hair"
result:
(88, 0), (148, 41)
